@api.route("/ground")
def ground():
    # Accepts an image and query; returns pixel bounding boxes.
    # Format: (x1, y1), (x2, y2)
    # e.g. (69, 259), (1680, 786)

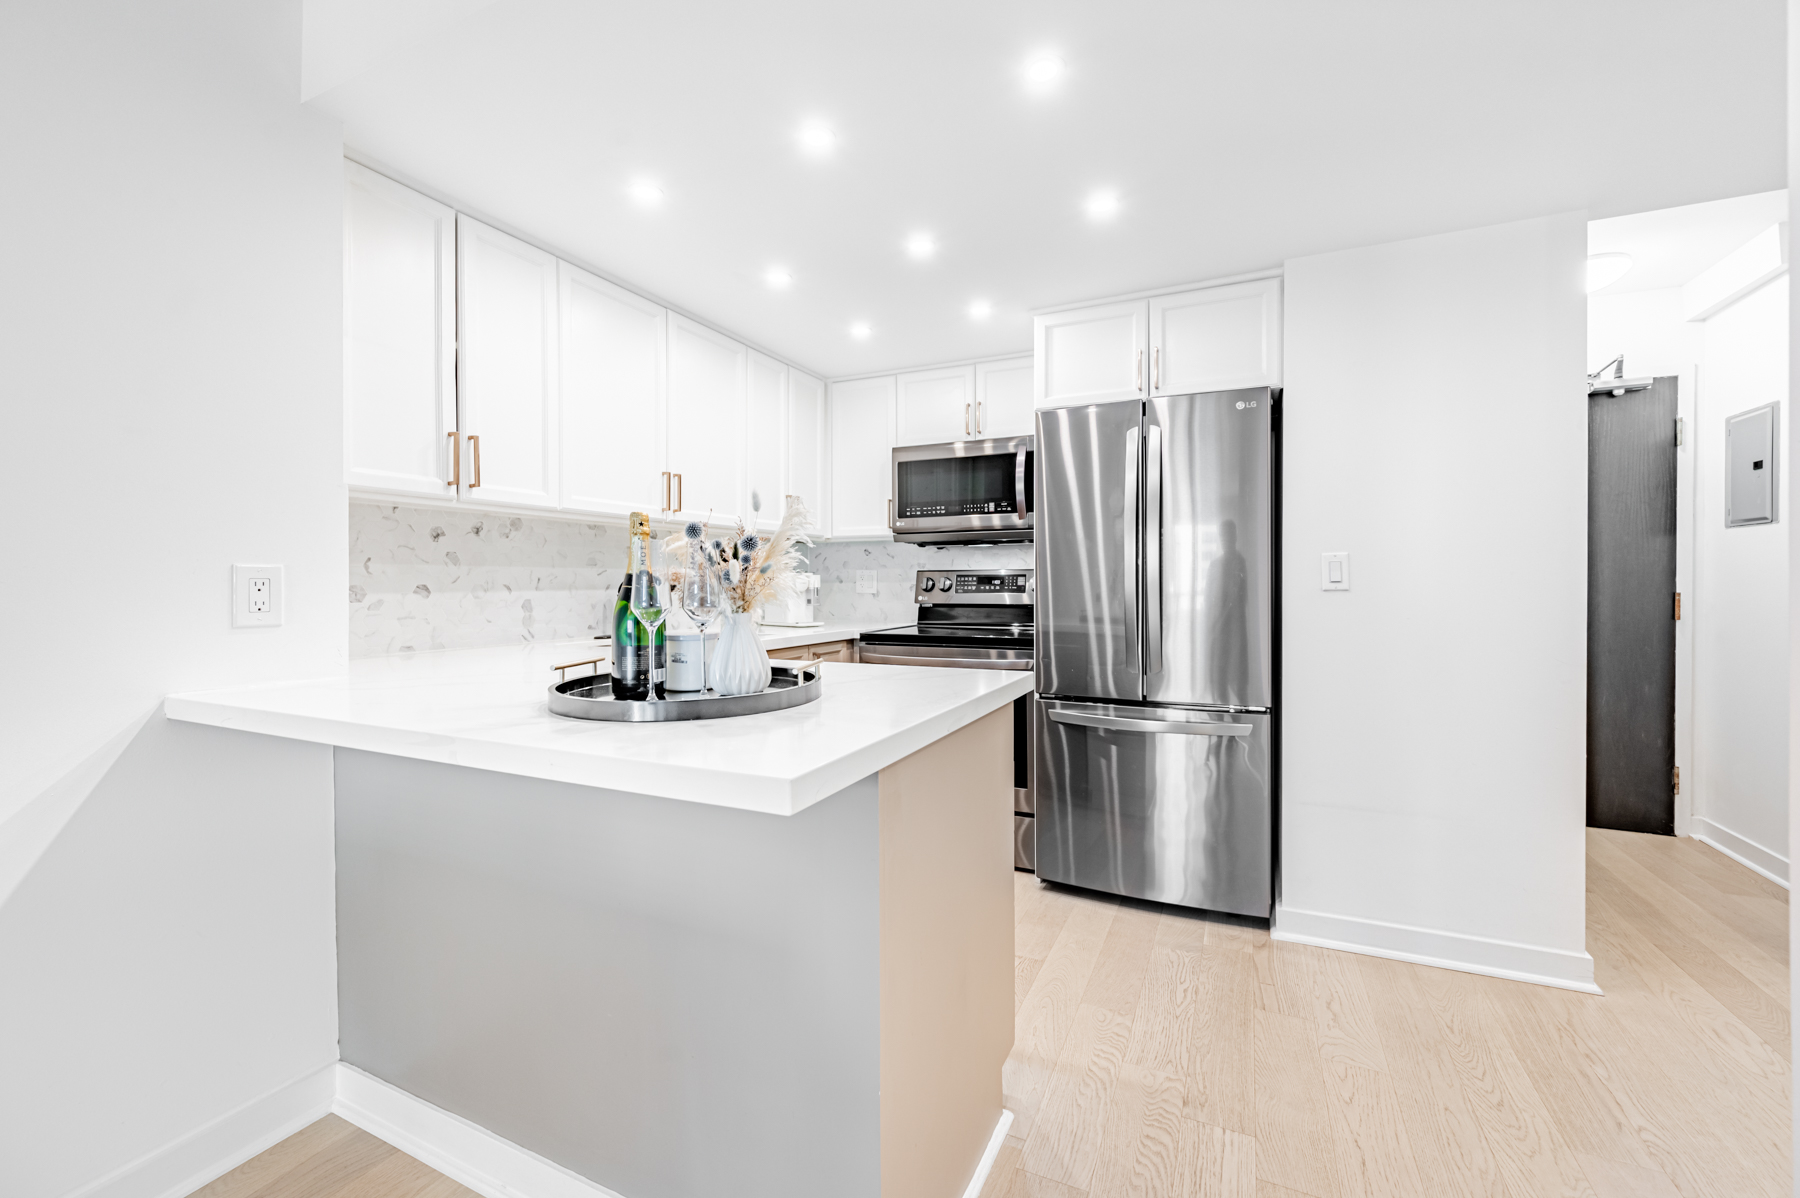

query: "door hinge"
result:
(1675, 417), (1685, 447)
(1674, 592), (1682, 620)
(1673, 765), (1681, 795)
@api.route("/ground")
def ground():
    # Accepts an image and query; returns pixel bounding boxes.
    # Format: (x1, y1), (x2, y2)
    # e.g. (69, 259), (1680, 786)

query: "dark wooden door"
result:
(1587, 376), (1677, 834)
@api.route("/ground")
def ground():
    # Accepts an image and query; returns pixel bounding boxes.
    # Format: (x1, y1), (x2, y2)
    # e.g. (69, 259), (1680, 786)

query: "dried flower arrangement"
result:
(664, 492), (815, 615)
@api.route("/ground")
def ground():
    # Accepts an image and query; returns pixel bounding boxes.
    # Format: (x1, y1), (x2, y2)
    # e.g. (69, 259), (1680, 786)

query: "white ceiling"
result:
(1587, 190), (1788, 295)
(306, 0), (1784, 379)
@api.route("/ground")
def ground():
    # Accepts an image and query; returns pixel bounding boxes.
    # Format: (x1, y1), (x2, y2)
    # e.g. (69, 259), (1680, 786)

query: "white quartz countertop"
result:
(750, 619), (906, 650)
(163, 638), (1029, 816)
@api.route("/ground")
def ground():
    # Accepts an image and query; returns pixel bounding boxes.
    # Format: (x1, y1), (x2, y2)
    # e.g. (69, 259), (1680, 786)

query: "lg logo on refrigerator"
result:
(1235, 400), (1258, 409)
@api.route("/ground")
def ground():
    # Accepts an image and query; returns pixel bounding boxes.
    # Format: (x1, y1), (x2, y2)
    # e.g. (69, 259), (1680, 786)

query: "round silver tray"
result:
(548, 662), (823, 722)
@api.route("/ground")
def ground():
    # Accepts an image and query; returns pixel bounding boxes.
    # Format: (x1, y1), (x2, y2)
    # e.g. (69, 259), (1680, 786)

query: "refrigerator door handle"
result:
(1047, 708), (1252, 736)
(1122, 425), (1139, 662)
(1144, 423), (1164, 675)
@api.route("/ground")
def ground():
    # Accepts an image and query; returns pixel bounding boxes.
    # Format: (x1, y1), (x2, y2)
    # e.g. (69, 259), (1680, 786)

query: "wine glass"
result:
(679, 547), (724, 694)
(628, 534), (669, 701)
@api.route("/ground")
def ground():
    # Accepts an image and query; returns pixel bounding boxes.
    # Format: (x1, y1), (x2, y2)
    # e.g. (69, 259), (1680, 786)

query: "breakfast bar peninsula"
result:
(166, 641), (1032, 1198)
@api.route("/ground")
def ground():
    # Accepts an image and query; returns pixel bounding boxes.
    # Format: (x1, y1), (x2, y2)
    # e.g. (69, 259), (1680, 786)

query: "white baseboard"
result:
(63, 1062), (336, 1198)
(1692, 819), (1790, 888)
(960, 1109), (1015, 1198)
(332, 1064), (625, 1198)
(1272, 905), (1600, 995)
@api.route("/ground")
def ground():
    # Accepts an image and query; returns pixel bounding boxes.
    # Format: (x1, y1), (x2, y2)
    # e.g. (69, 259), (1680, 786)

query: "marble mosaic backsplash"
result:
(349, 500), (1034, 657)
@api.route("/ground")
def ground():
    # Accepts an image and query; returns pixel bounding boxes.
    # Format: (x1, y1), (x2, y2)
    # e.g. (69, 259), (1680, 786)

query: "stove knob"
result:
(921, 576), (936, 592)
(940, 576), (956, 592)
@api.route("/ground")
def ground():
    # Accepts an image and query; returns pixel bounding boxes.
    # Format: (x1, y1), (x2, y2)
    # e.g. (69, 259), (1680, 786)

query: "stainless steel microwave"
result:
(890, 436), (1034, 544)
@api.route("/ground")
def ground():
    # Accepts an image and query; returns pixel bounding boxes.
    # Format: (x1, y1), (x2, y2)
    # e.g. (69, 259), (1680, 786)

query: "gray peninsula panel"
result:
(334, 749), (881, 1198)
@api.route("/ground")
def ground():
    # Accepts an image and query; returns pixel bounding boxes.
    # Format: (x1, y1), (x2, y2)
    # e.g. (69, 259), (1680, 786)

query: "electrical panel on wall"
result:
(1725, 403), (1778, 527)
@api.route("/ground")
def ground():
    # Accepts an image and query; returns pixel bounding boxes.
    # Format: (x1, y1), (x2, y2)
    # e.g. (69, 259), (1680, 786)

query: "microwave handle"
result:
(1014, 449), (1030, 521)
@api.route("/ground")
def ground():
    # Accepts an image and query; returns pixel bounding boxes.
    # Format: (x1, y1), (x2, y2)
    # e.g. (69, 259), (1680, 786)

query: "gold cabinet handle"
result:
(674, 473), (683, 511)
(468, 434), (481, 487)
(965, 403), (971, 436)
(1152, 346), (1160, 391)
(976, 401), (983, 434)
(661, 471), (671, 512)
(447, 431), (461, 489)
(1136, 350), (1144, 393)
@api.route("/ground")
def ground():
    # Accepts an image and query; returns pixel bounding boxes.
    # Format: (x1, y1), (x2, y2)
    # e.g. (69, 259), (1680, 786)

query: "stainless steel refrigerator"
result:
(1033, 386), (1276, 917)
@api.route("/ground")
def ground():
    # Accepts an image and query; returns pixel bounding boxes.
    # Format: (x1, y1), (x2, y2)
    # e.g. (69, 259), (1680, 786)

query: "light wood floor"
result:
(194, 828), (1788, 1198)
(983, 828), (1791, 1198)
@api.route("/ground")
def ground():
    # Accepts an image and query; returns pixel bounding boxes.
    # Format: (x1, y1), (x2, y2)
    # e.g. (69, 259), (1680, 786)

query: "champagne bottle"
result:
(611, 512), (666, 700)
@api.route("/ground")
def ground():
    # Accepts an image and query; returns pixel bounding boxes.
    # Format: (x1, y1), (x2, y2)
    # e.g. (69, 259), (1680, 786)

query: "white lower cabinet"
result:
(975, 356), (1034, 438)
(747, 351), (787, 533)
(896, 365), (976, 446)
(787, 369), (827, 532)
(666, 315), (748, 530)
(456, 215), (560, 509)
(342, 162), (457, 497)
(558, 262), (666, 519)
(829, 375), (897, 538)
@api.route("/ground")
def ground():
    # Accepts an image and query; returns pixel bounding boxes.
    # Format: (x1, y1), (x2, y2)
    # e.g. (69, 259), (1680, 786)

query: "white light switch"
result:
(233, 564), (284, 627)
(1320, 552), (1350, 591)
(855, 570), (878, 595)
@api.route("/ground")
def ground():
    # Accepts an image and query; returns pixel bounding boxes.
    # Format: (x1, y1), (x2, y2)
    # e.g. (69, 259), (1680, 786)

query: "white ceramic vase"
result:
(710, 611), (772, 696)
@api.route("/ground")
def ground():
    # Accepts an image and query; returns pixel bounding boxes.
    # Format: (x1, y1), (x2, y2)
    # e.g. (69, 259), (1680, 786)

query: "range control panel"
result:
(914, 568), (1034, 604)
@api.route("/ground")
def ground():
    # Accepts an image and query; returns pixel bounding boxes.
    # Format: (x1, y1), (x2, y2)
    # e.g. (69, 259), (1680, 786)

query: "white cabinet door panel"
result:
(559, 263), (666, 518)
(666, 315), (747, 529)
(829, 375), (896, 539)
(1150, 278), (1282, 395)
(975, 356), (1034, 438)
(1034, 300), (1147, 409)
(896, 365), (976, 445)
(747, 350), (787, 532)
(343, 163), (456, 497)
(456, 215), (559, 509)
(786, 369), (827, 533)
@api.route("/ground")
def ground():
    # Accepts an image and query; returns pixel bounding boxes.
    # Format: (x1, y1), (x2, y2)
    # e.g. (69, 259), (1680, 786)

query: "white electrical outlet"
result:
(1320, 552), (1351, 591)
(855, 570), (878, 595)
(233, 564), (284, 627)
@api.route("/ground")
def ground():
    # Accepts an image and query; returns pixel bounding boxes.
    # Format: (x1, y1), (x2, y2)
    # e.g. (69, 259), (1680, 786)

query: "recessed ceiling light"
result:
(904, 232), (937, 260)
(1023, 53), (1066, 90)
(1585, 252), (1633, 293)
(1084, 189), (1121, 221)
(796, 120), (836, 157)
(627, 178), (664, 207)
(849, 321), (872, 340)
(764, 266), (793, 289)
(968, 300), (993, 320)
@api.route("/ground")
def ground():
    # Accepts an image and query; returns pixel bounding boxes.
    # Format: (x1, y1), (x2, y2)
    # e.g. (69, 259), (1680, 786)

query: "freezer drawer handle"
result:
(1048, 709), (1251, 736)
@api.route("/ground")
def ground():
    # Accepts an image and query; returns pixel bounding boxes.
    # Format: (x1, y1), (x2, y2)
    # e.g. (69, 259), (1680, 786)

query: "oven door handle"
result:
(857, 650), (1033, 670)
(1048, 709), (1251, 736)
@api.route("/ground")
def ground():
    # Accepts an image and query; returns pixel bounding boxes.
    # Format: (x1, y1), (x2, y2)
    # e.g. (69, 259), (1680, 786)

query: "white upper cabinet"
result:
(829, 375), (897, 539)
(456, 215), (560, 510)
(786, 369), (827, 531)
(343, 163), (457, 497)
(896, 365), (977, 445)
(1034, 299), (1148, 410)
(558, 263), (666, 519)
(747, 350), (787, 532)
(975, 356), (1034, 438)
(666, 315), (747, 529)
(1148, 278), (1282, 395)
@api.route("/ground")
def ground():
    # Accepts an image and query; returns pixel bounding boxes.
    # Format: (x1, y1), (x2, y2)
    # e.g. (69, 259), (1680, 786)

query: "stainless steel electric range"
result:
(857, 568), (1037, 870)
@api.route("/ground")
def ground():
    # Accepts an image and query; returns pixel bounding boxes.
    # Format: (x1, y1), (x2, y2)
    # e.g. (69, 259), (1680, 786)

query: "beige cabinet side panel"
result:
(878, 707), (1014, 1198)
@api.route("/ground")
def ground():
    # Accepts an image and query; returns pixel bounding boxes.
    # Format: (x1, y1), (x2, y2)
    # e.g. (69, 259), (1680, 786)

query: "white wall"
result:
(1279, 213), (1594, 991)
(0, 2), (345, 1194)
(1586, 287), (1700, 834)
(1693, 277), (1791, 879)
